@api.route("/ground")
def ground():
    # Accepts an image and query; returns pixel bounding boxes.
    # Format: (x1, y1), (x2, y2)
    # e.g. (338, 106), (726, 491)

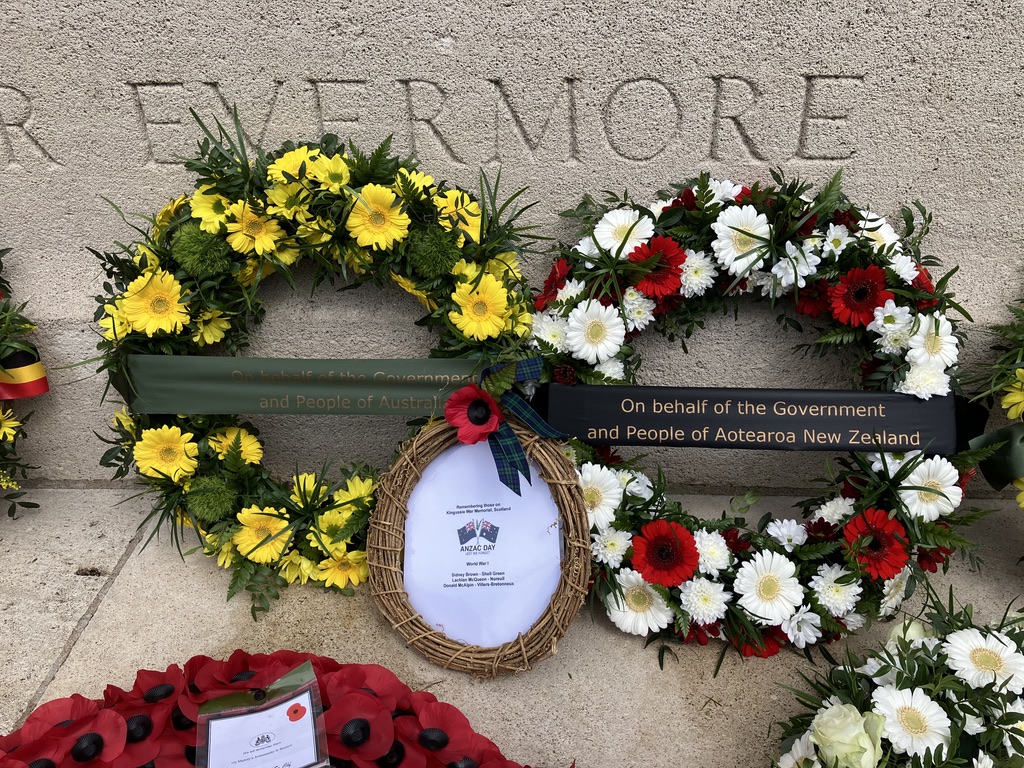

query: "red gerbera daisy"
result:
(794, 279), (832, 318)
(829, 265), (894, 327)
(628, 235), (686, 299)
(731, 626), (786, 658)
(912, 265), (940, 310)
(722, 528), (751, 554)
(631, 520), (699, 587)
(669, 188), (698, 211)
(842, 507), (909, 581)
(804, 518), (839, 543)
(916, 544), (953, 574)
(534, 257), (570, 311)
(444, 384), (504, 444)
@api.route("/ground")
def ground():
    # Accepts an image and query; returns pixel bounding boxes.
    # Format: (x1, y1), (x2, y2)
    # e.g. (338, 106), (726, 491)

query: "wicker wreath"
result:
(368, 418), (590, 676)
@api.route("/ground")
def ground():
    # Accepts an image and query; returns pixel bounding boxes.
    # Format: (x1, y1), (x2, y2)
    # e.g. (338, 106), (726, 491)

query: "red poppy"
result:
(842, 507), (909, 580)
(552, 365), (578, 385)
(912, 265), (939, 310)
(20, 694), (100, 742)
(628, 235), (686, 299)
(395, 701), (476, 765)
(722, 528), (751, 554)
(324, 691), (394, 762)
(534, 258), (571, 311)
(829, 265), (894, 327)
(731, 626), (786, 658)
(631, 520), (699, 587)
(56, 709), (127, 765)
(444, 384), (504, 444)
(793, 279), (831, 318)
(323, 664), (411, 712)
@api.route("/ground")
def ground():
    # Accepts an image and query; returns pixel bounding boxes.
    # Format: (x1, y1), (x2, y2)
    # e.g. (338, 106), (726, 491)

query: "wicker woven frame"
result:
(369, 418), (591, 676)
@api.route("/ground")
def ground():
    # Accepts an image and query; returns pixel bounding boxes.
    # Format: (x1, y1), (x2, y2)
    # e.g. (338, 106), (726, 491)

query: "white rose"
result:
(810, 703), (884, 768)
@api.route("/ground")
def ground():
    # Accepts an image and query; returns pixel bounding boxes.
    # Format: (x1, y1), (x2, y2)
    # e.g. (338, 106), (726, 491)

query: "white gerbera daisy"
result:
(908, 313), (959, 368)
(693, 529), (731, 578)
(646, 199), (675, 220)
(710, 205), (771, 276)
(858, 655), (899, 687)
(777, 732), (821, 768)
(821, 223), (851, 259)
(812, 496), (856, 525)
(888, 251), (920, 284)
(867, 299), (915, 354)
(678, 576), (732, 625)
(809, 564), (862, 617)
(734, 550), (803, 626)
(942, 628), (1024, 693)
(594, 357), (625, 381)
(565, 301), (626, 364)
(577, 462), (624, 531)
(604, 568), (673, 635)
(766, 519), (808, 552)
(896, 361), (951, 400)
(576, 235), (599, 258)
(705, 178), (743, 205)
(531, 312), (569, 353)
(999, 697), (1024, 756)
(593, 208), (654, 257)
(898, 456), (962, 521)
(870, 685), (951, 758)
(771, 241), (821, 290)
(590, 529), (632, 568)
(556, 277), (586, 303)
(679, 249), (718, 298)
(879, 566), (912, 617)
(859, 213), (903, 253)
(782, 605), (823, 649)
(622, 293), (656, 332)
(868, 450), (921, 477)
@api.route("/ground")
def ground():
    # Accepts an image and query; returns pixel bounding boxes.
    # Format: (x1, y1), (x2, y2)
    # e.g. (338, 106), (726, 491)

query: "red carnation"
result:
(534, 258), (571, 311)
(829, 265), (894, 327)
(671, 188), (698, 210)
(631, 520), (699, 587)
(552, 365), (578, 385)
(794, 279), (832, 318)
(735, 186), (754, 204)
(444, 384), (504, 444)
(832, 208), (858, 231)
(723, 528), (751, 554)
(628, 235), (686, 299)
(842, 507), (909, 581)
(681, 621), (721, 646)
(731, 626), (786, 658)
(917, 544), (953, 574)
(796, 211), (818, 238)
(912, 265), (940, 310)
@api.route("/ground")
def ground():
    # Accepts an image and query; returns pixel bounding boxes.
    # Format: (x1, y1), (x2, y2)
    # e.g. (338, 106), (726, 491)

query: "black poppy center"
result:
(144, 683), (176, 703)
(419, 727), (450, 750)
(341, 718), (371, 747)
(230, 670), (257, 683)
(171, 706), (195, 731)
(467, 400), (491, 426)
(376, 739), (405, 768)
(448, 758), (479, 768)
(71, 732), (104, 762)
(29, 760), (57, 768)
(126, 713), (154, 743)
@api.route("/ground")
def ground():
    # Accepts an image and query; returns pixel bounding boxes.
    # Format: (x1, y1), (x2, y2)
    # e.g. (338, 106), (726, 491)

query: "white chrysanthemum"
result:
(556, 277), (586, 303)
(766, 519), (808, 552)
(576, 235), (599, 258)
(809, 564), (862, 617)
(858, 655), (899, 687)
(841, 612), (867, 631)
(622, 293), (656, 332)
(870, 685), (951, 758)
(594, 357), (625, 381)
(678, 576), (732, 625)
(888, 251), (920, 284)
(999, 697), (1024, 756)
(867, 299), (915, 354)
(704, 178), (743, 205)
(782, 605), (823, 649)
(646, 199), (675, 220)
(531, 312), (569, 353)
(908, 313), (959, 368)
(868, 450), (921, 477)
(590, 529), (632, 568)
(942, 628), (1024, 693)
(879, 566), (912, 617)
(734, 550), (804, 626)
(565, 301), (626, 364)
(593, 208), (654, 257)
(771, 241), (821, 290)
(899, 456), (963, 521)
(622, 286), (643, 303)
(896, 361), (951, 400)
(973, 753), (995, 768)
(748, 269), (782, 299)
(859, 213), (903, 253)
(679, 249), (718, 298)
(710, 205), (771, 276)
(777, 732), (821, 768)
(622, 471), (654, 501)
(813, 496), (856, 525)
(693, 529), (731, 578)
(821, 223), (851, 259)
(604, 568), (673, 636)
(577, 462), (624, 531)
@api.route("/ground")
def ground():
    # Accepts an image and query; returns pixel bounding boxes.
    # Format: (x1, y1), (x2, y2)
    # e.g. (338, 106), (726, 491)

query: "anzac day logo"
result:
(457, 519), (500, 551)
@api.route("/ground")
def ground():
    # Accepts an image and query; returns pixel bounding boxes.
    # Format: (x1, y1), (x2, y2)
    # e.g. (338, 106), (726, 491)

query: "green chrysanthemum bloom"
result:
(185, 475), (237, 524)
(405, 226), (464, 280)
(171, 221), (233, 278)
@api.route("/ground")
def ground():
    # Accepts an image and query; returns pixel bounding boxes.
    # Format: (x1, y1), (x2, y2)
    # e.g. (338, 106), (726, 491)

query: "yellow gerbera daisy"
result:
(297, 216), (335, 246)
(190, 185), (231, 234)
(134, 244), (159, 271)
(390, 271), (438, 311)
(307, 508), (355, 558)
(225, 201), (285, 256)
(232, 506), (290, 564)
(486, 252), (522, 280)
(434, 189), (482, 245)
(1014, 478), (1024, 508)
(152, 194), (188, 242)
(279, 550), (319, 585)
(265, 182), (312, 222)
(448, 273), (509, 340)
(309, 153), (351, 194)
(236, 258), (276, 288)
(208, 426), (263, 464)
(317, 550), (369, 589)
(290, 472), (328, 507)
(1001, 369), (1024, 420)
(275, 241), (301, 266)
(505, 301), (533, 338)
(98, 300), (132, 342)
(112, 406), (135, 435)
(345, 184), (411, 250)
(451, 258), (482, 283)
(204, 533), (238, 570)
(192, 309), (230, 346)
(120, 269), (189, 337)
(333, 475), (375, 509)
(0, 409), (21, 442)
(133, 425), (199, 482)
(394, 168), (435, 199)
(267, 145), (320, 183)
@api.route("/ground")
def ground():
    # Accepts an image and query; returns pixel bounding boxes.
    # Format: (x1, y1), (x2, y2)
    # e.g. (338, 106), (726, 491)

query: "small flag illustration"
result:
(0, 347), (48, 400)
(457, 521), (477, 545)
(479, 520), (499, 544)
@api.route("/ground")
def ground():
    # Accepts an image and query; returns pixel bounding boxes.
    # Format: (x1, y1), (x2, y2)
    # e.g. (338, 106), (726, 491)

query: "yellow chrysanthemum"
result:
(0, 409), (21, 442)
(390, 271), (438, 311)
(192, 309), (231, 346)
(309, 153), (351, 194)
(279, 550), (319, 585)
(307, 508), (355, 558)
(120, 270), (189, 337)
(451, 258), (482, 283)
(1014, 478), (1024, 508)
(434, 189), (482, 245)
(133, 425), (199, 482)
(190, 185), (231, 234)
(209, 426), (263, 464)
(333, 475), (375, 509)
(486, 252), (522, 280)
(98, 300), (132, 342)
(290, 472), (329, 507)
(1001, 369), (1024, 420)
(232, 505), (290, 564)
(267, 145), (321, 184)
(225, 201), (285, 256)
(345, 184), (411, 250)
(448, 273), (509, 341)
(317, 550), (369, 589)
(395, 168), (435, 199)
(152, 194), (188, 242)
(265, 182), (312, 222)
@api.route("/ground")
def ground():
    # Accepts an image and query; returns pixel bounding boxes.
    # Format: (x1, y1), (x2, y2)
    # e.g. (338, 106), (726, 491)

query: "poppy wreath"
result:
(533, 172), (988, 658)
(94, 115), (535, 617)
(0, 650), (531, 768)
